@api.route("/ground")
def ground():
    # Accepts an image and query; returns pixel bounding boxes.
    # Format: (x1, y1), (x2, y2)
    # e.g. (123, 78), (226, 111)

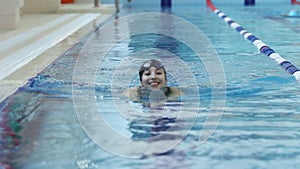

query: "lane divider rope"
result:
(291, 0), (300, 5)
(206, 0), (300, 81)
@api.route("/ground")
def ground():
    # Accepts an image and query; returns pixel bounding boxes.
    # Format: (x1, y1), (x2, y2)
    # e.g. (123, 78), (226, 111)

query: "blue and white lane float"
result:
(206, 0), (300, 82)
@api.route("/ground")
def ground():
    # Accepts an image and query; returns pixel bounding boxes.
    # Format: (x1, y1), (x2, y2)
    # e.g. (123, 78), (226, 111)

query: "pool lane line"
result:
(206, 0), (300, 81)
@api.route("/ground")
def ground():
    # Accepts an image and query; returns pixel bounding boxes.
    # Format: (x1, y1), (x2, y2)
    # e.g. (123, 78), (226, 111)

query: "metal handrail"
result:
(94, 0), (120, 13)
(115, 0), (119, 12)
(94, 0), (99, 7)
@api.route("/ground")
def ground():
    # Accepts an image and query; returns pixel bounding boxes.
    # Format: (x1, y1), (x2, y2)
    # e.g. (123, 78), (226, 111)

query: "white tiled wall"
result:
(22, 0), (60, 14)
(19, 0), (24, 7)
(0, 0), (99, 30)
(0, 0), (20, 29)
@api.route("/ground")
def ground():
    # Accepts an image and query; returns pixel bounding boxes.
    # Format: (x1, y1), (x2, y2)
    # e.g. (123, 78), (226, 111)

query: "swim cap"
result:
(139, 59), (166, 81)
(289, 9), (299, 16)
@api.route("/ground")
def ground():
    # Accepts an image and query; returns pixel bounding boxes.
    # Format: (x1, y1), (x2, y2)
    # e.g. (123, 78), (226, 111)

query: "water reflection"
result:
(0, 98), (22, 168)
(128, 100), (180, 140)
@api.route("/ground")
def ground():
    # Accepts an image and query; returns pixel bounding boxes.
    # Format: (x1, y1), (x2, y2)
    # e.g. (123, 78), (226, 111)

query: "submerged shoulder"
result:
(169, 87), (181, 94)
(123, 86), (182, 101)
(123, 87), (139, 100)
(167, 87), (182, 100)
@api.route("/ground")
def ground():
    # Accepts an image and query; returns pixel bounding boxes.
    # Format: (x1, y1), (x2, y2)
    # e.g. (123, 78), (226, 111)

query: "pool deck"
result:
(0, 2), (116, 103)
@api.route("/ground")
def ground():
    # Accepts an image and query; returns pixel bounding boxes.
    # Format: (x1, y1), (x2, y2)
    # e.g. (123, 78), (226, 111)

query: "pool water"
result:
(1, 0), (300, 168)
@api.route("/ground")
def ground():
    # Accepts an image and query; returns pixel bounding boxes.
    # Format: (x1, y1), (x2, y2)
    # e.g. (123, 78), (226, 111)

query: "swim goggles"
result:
(139, 59), (166, 81)
(140, 60), (165, 71)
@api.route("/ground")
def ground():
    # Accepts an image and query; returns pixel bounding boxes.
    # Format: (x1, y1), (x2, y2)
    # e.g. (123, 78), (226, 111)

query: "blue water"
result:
(1, 0), (300, 168)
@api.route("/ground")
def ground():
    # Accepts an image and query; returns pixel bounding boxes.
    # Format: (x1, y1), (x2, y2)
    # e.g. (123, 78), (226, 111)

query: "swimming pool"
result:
(1, 0), (300, 168)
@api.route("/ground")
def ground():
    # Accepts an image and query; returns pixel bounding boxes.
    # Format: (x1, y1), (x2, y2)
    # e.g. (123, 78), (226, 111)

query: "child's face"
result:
(141, 67), (167, 89)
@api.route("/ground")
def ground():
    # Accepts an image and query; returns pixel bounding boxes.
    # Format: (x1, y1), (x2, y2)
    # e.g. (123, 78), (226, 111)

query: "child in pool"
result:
(124, 59), (181, 106)
(126, 60), (182, 156)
